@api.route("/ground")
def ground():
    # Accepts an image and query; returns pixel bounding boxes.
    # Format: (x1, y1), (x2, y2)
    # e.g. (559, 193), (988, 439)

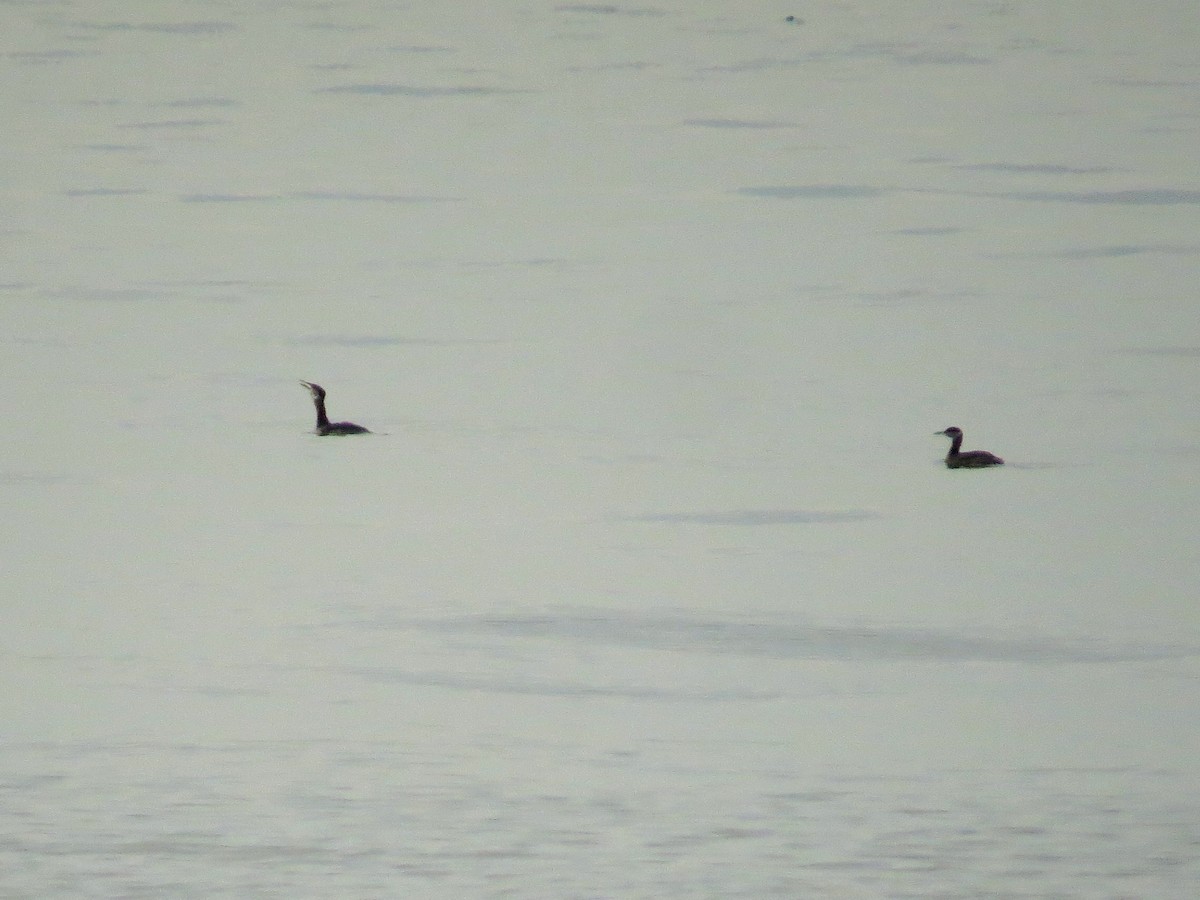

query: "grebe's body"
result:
(936, 426), (1003, 468)
(300, 381), (370, 435)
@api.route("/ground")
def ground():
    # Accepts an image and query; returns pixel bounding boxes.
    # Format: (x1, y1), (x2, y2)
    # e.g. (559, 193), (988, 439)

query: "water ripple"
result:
(626, 509), (876, 526)
(396, 612), (1197, 665)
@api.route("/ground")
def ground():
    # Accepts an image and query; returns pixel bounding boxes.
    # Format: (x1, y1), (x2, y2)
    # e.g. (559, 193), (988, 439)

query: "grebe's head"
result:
(300, 380), (327, 401)
(936, 426), (963, 439)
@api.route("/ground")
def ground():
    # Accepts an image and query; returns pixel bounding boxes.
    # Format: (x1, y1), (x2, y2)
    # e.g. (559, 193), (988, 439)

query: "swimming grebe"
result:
(300, 381), (370, 435)
(936, 426), (1003, 468)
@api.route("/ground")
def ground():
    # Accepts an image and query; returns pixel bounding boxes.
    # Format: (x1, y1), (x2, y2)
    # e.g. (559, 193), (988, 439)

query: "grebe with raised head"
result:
(300, 381), (370, 435)
(935, 426), (1003, 468)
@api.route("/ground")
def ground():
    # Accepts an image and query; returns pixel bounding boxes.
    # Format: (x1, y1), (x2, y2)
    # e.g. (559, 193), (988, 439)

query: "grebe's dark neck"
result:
(946, 431), (963, 456)
(312, 395), (331, 432)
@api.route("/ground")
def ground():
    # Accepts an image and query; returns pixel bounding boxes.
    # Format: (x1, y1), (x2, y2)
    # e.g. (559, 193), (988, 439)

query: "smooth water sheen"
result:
(2, 2), (1198, 897)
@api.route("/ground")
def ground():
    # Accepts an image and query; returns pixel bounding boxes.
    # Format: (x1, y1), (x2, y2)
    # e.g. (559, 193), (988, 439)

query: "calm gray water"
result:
(2, 2), (1198, 897)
